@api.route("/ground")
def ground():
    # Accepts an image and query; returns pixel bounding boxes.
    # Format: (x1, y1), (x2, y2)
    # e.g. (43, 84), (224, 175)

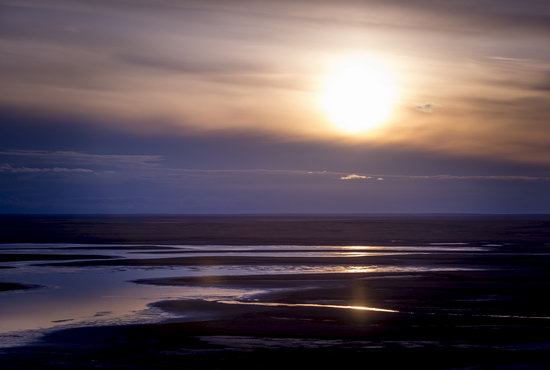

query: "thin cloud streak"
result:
(2, 149), (548, 182)
(0, 150), (163, 167)
(0, 163), (94, 173)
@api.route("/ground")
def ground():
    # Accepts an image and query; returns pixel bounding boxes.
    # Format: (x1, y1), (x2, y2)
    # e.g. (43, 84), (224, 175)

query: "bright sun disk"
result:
(320, 55), (398, 134)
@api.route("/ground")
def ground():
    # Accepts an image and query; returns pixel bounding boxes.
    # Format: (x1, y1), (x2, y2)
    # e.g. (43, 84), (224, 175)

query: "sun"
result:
(320, 55), (398, 134)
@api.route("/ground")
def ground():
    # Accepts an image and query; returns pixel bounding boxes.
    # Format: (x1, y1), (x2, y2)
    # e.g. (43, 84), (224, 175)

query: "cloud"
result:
(531, 72), (550, 92)
(339, 172), (549, 182)
(0, 150), (163, 168)
(340, 173), (370, 180)
(117, 53), (263, 76)
(415, 102), (439, 113)
(402, 174), (549, 181)
(0, 163), (94, 174)
(3, 149), (550, 183)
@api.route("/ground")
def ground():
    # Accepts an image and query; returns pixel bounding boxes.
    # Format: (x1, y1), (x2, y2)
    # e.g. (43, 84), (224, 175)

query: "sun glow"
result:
(320, 55), (398, 134)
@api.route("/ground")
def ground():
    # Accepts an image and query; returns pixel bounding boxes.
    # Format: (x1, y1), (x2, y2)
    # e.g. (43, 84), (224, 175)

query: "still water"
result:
(0, 243), (485, 347)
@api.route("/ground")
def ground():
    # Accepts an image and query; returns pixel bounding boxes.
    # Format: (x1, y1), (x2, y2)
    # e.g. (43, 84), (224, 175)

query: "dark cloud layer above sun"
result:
(1, 0), (550, 213)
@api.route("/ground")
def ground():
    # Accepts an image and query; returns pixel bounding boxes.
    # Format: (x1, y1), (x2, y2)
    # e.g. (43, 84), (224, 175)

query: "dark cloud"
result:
(0, 150), (163, 168)
(117, 54), (263, 76)
(414, 103), (438, 113)
(531, 72), (550, 92)
(366, 0), (550, 33)
(483, 63), (550, 94)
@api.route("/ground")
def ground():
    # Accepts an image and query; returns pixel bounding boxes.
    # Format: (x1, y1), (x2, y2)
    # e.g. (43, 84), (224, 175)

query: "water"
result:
(0, 243), (487, 347)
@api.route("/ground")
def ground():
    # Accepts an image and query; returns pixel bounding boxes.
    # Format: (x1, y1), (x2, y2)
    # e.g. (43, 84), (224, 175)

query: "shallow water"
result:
(0, 243), (487, 347)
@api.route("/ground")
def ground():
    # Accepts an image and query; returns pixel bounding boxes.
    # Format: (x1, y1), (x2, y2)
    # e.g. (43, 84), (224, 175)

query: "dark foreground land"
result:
(1, 215), (550, 369)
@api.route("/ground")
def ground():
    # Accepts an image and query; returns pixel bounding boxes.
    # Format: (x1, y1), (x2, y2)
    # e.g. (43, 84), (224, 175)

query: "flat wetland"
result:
(1, 215), (550, 369)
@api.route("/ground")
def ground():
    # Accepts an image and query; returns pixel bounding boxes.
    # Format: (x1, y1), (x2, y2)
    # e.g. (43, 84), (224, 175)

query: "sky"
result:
(1, 0), (550, 213)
